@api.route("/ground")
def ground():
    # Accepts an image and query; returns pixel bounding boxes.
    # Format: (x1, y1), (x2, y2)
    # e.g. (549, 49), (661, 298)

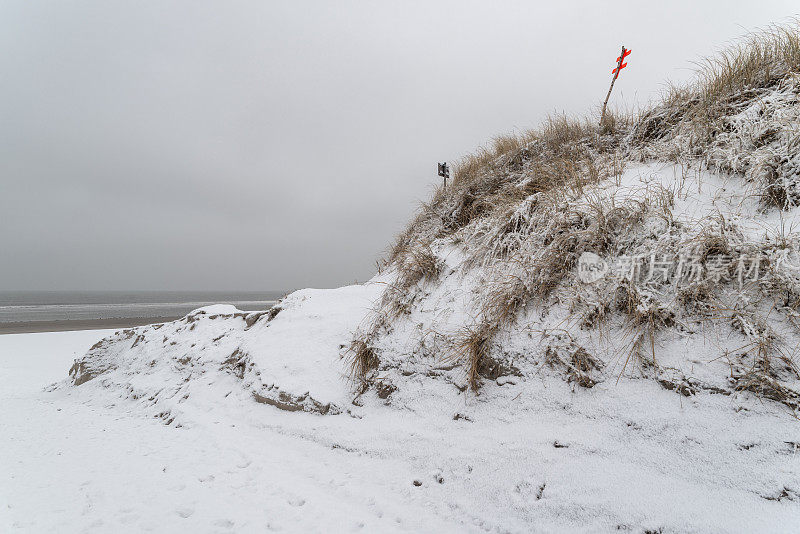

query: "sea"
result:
(0, 290), (285, 334)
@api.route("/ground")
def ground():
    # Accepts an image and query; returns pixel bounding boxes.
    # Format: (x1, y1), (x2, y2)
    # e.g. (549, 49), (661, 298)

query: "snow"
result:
(188, 304), (243, 316)
(3, 278), (800, 532)
(606, 161), (800, 242)
(6, 37), (800, 534)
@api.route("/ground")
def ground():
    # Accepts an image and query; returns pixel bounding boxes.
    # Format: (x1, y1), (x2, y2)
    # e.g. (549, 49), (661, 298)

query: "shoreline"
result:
(0, 316), (180, 335)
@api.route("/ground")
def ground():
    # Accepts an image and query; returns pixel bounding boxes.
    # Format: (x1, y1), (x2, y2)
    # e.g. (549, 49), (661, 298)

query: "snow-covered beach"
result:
(5, 6), (800, 532)
(3, 287), (799, 532)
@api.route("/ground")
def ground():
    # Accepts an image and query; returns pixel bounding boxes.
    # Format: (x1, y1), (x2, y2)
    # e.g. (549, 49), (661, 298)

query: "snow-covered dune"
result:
(66, 284), (383, 424)
(32, 275), (800, 532)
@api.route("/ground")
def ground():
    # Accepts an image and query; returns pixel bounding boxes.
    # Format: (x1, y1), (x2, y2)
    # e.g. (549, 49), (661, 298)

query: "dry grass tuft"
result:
(634, 21), (800, 182)
(346, 337), (379, 390)
(453, 148), (497, 187)
(730, 315), (800, 408)
(399, 244), (441, 289)
(492, 134), (523, 158)
(735, 373), (799, 408)
(696, 22), (800, 104)
(614, 282), (675, 372)
(452, 323), (496, 391)
(381, 243), (442, 319)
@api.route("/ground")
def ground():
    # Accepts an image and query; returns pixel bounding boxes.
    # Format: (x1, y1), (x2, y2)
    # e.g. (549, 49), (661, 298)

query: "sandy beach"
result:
(0, 292), (280, 335)
(0, 317), (178, 335)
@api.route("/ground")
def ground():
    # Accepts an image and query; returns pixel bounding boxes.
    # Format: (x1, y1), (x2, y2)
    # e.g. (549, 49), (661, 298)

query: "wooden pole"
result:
(600, 45), (626, 127)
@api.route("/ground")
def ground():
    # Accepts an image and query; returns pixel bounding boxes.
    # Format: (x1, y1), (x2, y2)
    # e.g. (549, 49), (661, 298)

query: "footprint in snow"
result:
(176, 507), (195, 518)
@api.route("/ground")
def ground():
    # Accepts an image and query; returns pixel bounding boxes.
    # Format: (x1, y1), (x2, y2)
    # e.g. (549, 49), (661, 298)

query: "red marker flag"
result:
(601, 45), (631, 125)
(612, 49), (632, 75)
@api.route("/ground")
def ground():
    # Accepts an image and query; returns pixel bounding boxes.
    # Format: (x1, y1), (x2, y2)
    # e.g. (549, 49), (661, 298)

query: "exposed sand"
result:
(0, 317), (177, 335)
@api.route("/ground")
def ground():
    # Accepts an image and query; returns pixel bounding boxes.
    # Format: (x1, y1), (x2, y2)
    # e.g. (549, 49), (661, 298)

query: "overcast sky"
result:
(1, 1), (797, 292)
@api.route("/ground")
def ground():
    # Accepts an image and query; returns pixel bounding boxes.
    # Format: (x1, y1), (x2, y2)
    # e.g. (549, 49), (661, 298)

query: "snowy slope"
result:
(5, 269), (797, 532)
(65, 284), (383, 424)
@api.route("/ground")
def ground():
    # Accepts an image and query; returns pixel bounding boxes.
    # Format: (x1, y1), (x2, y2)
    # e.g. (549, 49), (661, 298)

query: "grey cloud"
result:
(1, 0), (796, 291)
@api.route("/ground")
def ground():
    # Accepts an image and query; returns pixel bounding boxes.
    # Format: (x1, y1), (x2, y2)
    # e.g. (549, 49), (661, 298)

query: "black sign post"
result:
(438, 162), (450, 188)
